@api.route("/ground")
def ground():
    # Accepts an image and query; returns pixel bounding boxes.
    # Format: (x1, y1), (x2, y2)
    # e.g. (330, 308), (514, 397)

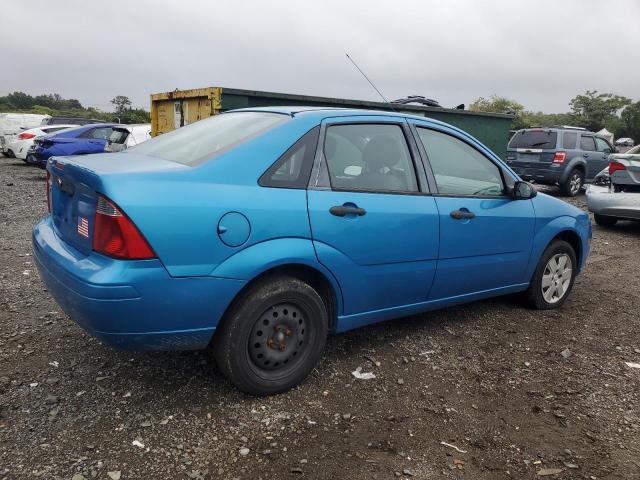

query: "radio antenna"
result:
(345, 53), (396, 112)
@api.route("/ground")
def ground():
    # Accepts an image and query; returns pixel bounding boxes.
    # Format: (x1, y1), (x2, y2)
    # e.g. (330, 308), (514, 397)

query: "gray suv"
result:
(506, 127), (614, 196)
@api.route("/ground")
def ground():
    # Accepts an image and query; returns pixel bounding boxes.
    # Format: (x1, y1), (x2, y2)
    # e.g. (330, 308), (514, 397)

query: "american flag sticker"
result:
(77, 216), (89, 238)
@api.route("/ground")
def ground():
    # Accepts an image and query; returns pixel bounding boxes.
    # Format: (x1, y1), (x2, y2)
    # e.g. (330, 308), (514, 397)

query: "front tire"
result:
(594, 214), (618, 227)
(212, 275), (328, 395)
(560, 169), (583, 197)
(526, 240), (577, 309)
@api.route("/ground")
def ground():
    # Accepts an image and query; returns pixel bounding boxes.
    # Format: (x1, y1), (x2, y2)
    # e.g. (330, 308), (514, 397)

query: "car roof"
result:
(226, 105), (462, 125)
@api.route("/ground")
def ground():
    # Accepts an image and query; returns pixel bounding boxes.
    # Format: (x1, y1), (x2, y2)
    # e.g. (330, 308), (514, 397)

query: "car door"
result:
(594, 137), (613, 177)
(307, 117), (439, 319)
(580, 134), (601, 179)
(412, 124), (535, 300)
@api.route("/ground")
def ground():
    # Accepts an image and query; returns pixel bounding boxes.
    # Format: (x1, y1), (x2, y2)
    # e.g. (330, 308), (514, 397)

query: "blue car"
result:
(27, 123), (116, 167)
(33, 108), (591, 394)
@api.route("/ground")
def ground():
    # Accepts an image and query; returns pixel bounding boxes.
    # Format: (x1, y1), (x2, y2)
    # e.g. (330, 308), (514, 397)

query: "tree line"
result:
(470, 91), (639, 140)
(0, 92), (150, 124)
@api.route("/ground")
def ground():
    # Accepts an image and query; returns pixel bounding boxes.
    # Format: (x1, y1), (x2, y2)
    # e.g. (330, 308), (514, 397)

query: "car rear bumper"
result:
(509, 163), (562, 184)
(32, 216), (245, 351)
(586, 185), (640, 220)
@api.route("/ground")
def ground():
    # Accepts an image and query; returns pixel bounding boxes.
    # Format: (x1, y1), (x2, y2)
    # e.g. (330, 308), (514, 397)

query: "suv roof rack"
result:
(552, 125), (587, 131)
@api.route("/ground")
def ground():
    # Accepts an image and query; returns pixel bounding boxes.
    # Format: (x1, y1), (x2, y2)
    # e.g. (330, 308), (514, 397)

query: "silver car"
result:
(608, 144), (640, 191)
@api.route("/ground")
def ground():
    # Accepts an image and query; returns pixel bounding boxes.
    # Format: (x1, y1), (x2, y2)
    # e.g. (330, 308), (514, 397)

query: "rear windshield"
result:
(128, 112), (287, 165)
(508, 130), (558, 149)
(109, 129), (129, 144)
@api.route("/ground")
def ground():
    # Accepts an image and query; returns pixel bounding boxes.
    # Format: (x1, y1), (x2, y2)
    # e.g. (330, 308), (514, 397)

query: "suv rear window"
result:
(508, 130), (558, 149)
(128, 112), (287, 166)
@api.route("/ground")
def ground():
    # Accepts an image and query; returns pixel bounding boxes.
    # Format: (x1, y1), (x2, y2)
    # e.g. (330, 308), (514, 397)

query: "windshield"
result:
(127, 112), (288, 165)
(508, 130), (558, 149)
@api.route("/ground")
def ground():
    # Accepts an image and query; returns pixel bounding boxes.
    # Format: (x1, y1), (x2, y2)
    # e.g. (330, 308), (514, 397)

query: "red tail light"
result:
(552, 152), (567, 163)
(18, 132), (36, 140)
(93, 195), (155, 259)
(609, 161), (626, 175)
(46, 172), (52, 213)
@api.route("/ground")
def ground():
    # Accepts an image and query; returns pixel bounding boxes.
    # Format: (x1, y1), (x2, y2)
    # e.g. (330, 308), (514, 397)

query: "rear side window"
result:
(563, 132), (577, 149)
(418, 128), (504, 197)
(580, 136), (596, 151)
(128, 112), (287, 166)
(508, 130), (558, 149)
(259, 127), (319, 188)
(323, 124), (418, 193)
(109, 129), (130, 144)
(81, 127), (113, 140)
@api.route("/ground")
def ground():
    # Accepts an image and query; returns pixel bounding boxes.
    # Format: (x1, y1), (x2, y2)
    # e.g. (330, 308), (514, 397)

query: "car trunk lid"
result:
(47, 153), (188, 256)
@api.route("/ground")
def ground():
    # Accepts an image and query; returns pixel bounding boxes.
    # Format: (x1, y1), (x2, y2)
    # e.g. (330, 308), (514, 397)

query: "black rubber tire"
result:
(560, 169), (584, 197)
(5, 150), (15, 158)
(526, 240), (577, 310)
(594, 214), (618, 227)
(212, 275), (328, 395)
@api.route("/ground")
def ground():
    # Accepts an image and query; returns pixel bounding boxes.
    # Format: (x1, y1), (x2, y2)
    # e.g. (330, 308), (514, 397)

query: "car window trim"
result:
(410, 123), (513, 199)
(307, 118), (430, 196)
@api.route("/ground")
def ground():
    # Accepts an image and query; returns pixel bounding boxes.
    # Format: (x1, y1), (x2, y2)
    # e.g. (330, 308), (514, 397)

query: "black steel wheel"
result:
(212, 275), (328, 395)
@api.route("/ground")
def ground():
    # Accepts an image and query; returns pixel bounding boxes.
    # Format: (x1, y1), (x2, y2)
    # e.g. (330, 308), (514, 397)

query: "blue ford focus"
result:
(33, 108), (591, 394)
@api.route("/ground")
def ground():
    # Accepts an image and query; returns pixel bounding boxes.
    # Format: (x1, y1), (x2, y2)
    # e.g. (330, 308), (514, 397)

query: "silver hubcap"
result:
(569, 174), (581, 194)
(541, 254), (573, 304)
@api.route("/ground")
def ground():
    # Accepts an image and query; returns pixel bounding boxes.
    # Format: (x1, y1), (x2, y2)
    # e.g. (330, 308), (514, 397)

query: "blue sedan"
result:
(33, 108), (591, 394)
(27, 123), (115, 167)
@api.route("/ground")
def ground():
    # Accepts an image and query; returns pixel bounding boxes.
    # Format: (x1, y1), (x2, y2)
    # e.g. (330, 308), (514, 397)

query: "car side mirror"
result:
(513, 180), (537, 200)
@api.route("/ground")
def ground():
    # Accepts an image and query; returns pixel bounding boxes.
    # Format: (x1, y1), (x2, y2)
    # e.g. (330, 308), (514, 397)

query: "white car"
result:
(104, 124), (151, 152)
(6, 124), (79, 160)
(615, 137), (635, 147)
(0, 113), (50, 156)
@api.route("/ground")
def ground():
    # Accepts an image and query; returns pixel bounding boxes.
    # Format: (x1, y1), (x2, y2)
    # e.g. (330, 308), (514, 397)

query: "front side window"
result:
(580, 135), (597, 151)
(417, 128), (504, 196)
(128, 112), (288, 166)
(323, 124), (418, 193)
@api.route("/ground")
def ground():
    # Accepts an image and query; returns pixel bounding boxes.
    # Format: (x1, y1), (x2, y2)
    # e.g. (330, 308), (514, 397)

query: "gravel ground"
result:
(1, 156), (639, 480)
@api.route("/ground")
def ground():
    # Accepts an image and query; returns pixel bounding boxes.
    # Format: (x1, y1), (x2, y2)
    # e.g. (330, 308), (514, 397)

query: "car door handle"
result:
(329, 205), (366, 217)
(450, 209), (476, 220)
(583, 153), (589, 158)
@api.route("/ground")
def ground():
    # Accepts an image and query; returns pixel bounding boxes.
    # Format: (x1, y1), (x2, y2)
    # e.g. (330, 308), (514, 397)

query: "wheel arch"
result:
(213, 260), (342, 343)
(560, 160), (586, 183)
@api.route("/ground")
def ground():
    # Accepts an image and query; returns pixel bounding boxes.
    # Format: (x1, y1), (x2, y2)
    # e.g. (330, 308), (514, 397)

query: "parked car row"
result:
(1, 112), (151, 164)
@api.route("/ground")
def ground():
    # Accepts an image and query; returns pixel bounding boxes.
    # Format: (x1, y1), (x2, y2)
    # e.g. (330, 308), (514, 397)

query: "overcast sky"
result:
(2, 0), (638, 113)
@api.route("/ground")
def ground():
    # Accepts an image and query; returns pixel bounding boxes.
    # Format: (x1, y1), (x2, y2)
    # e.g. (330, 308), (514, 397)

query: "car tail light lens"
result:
(18, 132), (36, 140)
(552, 152), (567, 163)
(609, 161), (626, 175)
(46, 172), (52, 213)
(93, 195), (155, 260)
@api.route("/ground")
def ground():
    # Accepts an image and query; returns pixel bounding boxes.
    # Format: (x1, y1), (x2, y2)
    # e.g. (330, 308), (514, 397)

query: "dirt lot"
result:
(1, 156), (639, 480)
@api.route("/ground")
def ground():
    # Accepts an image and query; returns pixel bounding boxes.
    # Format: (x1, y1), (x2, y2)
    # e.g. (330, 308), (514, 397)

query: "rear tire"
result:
(526, 240), (577, 310)
(560, 169), (583, 197)
(5, 149), (15, 158)
(212, 275), (328, 395)
(594, 214), (618, 227)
